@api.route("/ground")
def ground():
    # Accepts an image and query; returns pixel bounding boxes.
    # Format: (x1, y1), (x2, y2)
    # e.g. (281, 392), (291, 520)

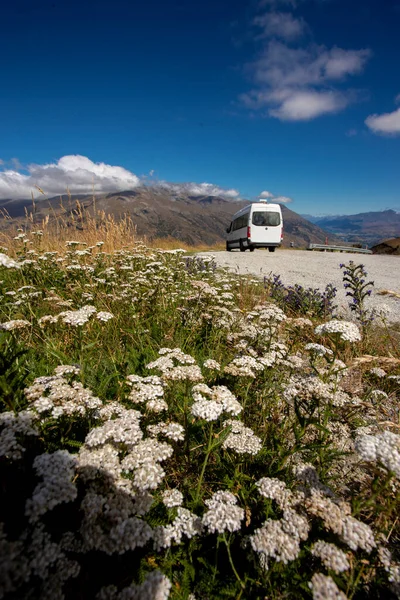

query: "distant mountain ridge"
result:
(302, 210), (400, 247)
(0, 186), (340, 248)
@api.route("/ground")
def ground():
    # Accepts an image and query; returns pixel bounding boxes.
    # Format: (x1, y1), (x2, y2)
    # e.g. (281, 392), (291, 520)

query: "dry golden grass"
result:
(0, 197), (222, 255)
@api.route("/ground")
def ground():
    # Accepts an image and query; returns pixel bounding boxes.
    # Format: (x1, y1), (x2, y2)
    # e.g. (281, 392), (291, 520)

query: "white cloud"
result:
(241, 7), (371, 122)
(160, 181), (241, 200)
(259, 190), (292, 203)
(250, 42), (370, 89)
(269, 89), (348, 120)
(254, 12), (307, 41)
(0, 155), (140, 199)
(273, 195), (293, 203)
(365, 107), (400, 136)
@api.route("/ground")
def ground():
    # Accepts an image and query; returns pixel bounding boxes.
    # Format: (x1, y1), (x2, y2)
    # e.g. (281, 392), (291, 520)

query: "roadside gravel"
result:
(197, 249), (400, 323)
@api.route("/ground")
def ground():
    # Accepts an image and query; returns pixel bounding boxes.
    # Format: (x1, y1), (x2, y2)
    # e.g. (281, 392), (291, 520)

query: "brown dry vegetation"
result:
(0, 198), (222, 255)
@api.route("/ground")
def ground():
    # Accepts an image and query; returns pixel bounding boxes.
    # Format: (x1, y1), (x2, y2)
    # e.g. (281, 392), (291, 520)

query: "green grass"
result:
(0, 237), (399, 600)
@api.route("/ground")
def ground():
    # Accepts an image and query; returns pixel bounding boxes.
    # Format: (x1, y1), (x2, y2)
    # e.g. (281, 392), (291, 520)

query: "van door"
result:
(250, 209), (282, 245)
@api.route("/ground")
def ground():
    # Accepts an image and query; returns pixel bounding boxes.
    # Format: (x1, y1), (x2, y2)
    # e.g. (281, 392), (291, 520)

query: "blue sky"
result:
(0, 0), (399, 214)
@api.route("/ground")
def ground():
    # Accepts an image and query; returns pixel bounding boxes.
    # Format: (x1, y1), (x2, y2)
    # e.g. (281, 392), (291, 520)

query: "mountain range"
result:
(302, 210), (400, 247)
(0, 186), (340, 248)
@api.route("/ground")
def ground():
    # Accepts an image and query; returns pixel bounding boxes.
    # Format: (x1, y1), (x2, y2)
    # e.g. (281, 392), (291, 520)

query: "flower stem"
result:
(223, 533), (245, 590)
(195, 422), (214, 501)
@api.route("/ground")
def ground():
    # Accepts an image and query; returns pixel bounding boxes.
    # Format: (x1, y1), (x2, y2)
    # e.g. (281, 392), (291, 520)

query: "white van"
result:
(226, 201), (283, 252)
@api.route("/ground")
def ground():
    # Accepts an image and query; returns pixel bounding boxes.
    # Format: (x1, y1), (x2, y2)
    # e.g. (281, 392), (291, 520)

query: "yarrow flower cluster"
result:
(305, 343), (333, 357)
(153, 508), (202, 550)
(311, 540), (350, 573)
(315, 319), (362, 343)
(191, 384), (242, 421)
(224, 355), (265, 378)
(308, 573), (348, 600)
(25, 367), (102, 421)
(147, 422), (185, 442)
(250, 511), (310, 568)
(0, 410), (39, 460)
(203, 359), (221, 371)
(127, 374), (167, 412)
(202, 491), (244, 534)
(97, 570), (172, 600)
(355, 430), (400, 479)
(146, 348), (203, 382)
(162, 489), (183, 508)
(0, 319), (31, 331)
(25, 450), (78, 523)
(0, 252), (20, 269)
(222, 420), (262, 455)
(59, 305), (97, 326)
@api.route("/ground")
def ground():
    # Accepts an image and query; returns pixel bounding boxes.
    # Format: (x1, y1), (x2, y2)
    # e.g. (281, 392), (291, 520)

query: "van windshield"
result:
(252, 212), (281, 226)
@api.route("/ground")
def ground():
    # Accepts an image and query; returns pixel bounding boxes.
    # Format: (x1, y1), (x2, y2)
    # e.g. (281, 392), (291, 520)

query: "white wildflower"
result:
(97, 571), (172, 600)
(163, 365), (203, 382)
(311, 541), (350, 573)
(340, 516), (376, 553)
(133, 463), (166, 490)
(202, 491), (244, 534)
(0, 410), (38, 460)
(305, 343), (333, 357)
(250, 519), (301, 566)
(78, 444), (121, 482)
(162, 489), (183, 508)
(33, 397), (54, 414)
(0, 320), (30, 331)
(121, 439), (173, 470)
(147, 422), (185, 442)
(256, 477), (293, 509)
(25, 450), (77, 522)
(369, 367), (386, 378)
(355, 430), (400, 479)
(222, 420), (262, 455)
(370, 389), (388, 401)
(224, 355), (265, 378)
(54, 365), (80, 377)
(0, 253), (20, 269)
(84, 410), (143, 449)
(203, 359), (221, 371)
(308, 573), (348, 600)
(147, 398), (168, 412)
(191, 384), (242, 421)
(59, 305), (97, 327)
(315, 320), (361, 343)
(96, 311), (114, 322)
(153, 508), (202, 550)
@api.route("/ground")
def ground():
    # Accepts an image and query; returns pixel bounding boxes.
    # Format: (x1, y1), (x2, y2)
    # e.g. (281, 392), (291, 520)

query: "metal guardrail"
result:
(308, 244), (372, 254)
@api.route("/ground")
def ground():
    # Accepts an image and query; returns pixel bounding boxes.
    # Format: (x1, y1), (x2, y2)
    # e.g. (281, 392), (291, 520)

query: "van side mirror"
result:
(226, 226), (231, 233)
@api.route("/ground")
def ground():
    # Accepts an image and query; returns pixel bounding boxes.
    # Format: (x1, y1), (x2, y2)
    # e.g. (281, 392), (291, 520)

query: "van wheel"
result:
(268, 247), (276, 253)
(239, 240), (246, 252)
(226, 241), (232, 252)
(249, 246), (255, 252)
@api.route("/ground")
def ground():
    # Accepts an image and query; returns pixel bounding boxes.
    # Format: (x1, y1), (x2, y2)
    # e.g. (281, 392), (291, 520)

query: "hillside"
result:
(0, 186), (339, 248)
(371, 237), (400, 255)
(306, 210), (400, 247)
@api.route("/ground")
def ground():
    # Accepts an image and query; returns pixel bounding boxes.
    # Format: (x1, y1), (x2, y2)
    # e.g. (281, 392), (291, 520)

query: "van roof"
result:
(231, 202), (282, 219)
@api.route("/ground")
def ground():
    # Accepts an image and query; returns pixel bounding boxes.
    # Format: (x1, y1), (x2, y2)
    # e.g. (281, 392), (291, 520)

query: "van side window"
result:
(232, 214), (248, 231)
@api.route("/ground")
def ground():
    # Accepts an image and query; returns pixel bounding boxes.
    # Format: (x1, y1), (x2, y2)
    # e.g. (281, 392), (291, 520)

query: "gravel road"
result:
(197, 249), (400, 322)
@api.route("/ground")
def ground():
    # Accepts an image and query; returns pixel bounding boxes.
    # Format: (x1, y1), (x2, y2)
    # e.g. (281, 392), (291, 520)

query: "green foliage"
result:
(0, 244), (399, 600)
(0, 333), (31, 412)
